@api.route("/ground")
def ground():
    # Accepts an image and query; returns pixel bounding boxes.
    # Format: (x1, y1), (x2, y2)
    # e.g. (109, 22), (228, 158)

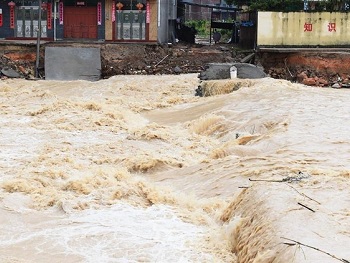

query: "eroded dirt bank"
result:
(2, 41), (350, 87)
(0, 42), (243, 79)
(259, 51), (350, 87)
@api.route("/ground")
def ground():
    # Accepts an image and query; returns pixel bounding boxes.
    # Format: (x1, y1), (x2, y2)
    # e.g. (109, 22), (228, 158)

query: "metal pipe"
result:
(167, 0), (169, 43)
(35, 0), (42, 78)
(54, 0), (57, 41)
(157, 0), (160, 27)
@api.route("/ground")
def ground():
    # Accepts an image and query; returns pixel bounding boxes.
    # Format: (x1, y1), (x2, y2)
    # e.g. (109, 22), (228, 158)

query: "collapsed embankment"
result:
(0, 42), (241, 79)
(259, 50), (350, 87)
(3, 41), (350, 88)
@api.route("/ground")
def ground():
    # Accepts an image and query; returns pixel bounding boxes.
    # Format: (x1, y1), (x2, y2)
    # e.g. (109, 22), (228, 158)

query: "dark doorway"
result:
(64, 6), (97, 39)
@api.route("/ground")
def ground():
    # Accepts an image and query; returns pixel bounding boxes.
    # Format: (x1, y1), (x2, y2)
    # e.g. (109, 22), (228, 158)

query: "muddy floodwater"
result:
(0, 74), (349, 263)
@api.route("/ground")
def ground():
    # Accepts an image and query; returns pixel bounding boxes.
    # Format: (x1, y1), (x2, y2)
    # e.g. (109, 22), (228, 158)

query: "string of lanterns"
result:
(116, 2), (144, 11)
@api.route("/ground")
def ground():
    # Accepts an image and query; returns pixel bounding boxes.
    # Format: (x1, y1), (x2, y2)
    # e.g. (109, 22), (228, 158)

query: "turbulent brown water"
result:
(0, 75), (349, 263)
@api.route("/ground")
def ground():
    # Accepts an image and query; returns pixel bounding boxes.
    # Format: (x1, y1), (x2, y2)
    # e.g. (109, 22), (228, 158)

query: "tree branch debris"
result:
(297, 202), (315, 212)
(286, 184), (321, 205)
(281, 237), (350, 263)
(249, 171), (310, 183)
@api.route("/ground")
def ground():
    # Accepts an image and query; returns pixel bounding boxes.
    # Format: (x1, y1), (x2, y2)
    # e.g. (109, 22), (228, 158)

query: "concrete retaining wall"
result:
(45, 46), (101, 81)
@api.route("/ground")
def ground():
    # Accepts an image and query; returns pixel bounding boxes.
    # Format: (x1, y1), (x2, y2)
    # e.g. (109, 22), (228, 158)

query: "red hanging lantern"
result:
(41, 2), (48, 11)
(116, 2), (123, 10)
(136, 2), (143, 11)
(8, 1), (15, 29)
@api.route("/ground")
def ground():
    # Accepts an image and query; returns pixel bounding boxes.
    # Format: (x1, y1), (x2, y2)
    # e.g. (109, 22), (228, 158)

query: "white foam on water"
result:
(0, 203), (215, 263)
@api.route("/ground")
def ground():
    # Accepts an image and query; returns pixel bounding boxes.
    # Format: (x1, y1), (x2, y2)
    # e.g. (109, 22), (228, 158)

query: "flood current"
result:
(0, 75), (349, 262)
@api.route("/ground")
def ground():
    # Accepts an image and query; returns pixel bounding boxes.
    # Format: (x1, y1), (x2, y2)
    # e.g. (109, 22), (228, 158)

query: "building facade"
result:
(0, 0), (176, 43)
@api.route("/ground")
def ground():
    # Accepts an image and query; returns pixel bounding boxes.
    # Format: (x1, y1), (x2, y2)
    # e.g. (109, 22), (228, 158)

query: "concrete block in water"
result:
(198, 63), (266, 81)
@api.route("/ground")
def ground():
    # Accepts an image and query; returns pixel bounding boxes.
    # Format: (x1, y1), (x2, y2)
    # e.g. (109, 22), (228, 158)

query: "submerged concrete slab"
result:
(45, 47), (101, 81)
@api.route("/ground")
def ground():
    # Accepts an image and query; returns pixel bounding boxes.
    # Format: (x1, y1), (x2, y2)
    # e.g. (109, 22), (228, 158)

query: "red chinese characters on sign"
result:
(8, 1), (15, 29)
(97, 2), (102, 25)
(59, 1), (64, 25)
(146, 1), (150, 24)
(47, 3), (52, 29)
(304, 23), (312, 32)
(328, 22), (336, 32)
(112, 1), (115, 22)
(9, 8), (15, 28)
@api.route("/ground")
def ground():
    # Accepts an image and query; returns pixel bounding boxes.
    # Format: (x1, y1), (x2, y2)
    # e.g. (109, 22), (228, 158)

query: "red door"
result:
(64, 7), (97, 39)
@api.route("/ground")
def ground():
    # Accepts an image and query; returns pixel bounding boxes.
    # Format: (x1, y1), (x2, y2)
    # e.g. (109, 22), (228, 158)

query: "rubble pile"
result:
(0, 42), (244, 80)
(262, 51), (350, 88)
(100, 43), (243, 78)
(0, 53), (36, 79)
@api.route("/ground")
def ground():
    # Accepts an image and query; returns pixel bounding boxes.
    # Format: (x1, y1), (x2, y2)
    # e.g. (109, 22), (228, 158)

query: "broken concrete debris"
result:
(196, 62), (267, 97)
(1, 67), (20, 78)
(198, 63), (266, 81)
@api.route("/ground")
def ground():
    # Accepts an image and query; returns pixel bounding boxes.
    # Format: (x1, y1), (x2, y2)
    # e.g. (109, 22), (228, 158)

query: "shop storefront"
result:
(0, 0), (52, 39)
(114, 1), (146, 41)
(105, 0), (157, 42)
(15, 3), (48, 38)
(0, 0), (167, 43)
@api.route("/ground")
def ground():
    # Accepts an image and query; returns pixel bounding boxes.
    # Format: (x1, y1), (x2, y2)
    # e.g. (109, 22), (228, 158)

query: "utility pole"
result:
(35, 0), (42, 78)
